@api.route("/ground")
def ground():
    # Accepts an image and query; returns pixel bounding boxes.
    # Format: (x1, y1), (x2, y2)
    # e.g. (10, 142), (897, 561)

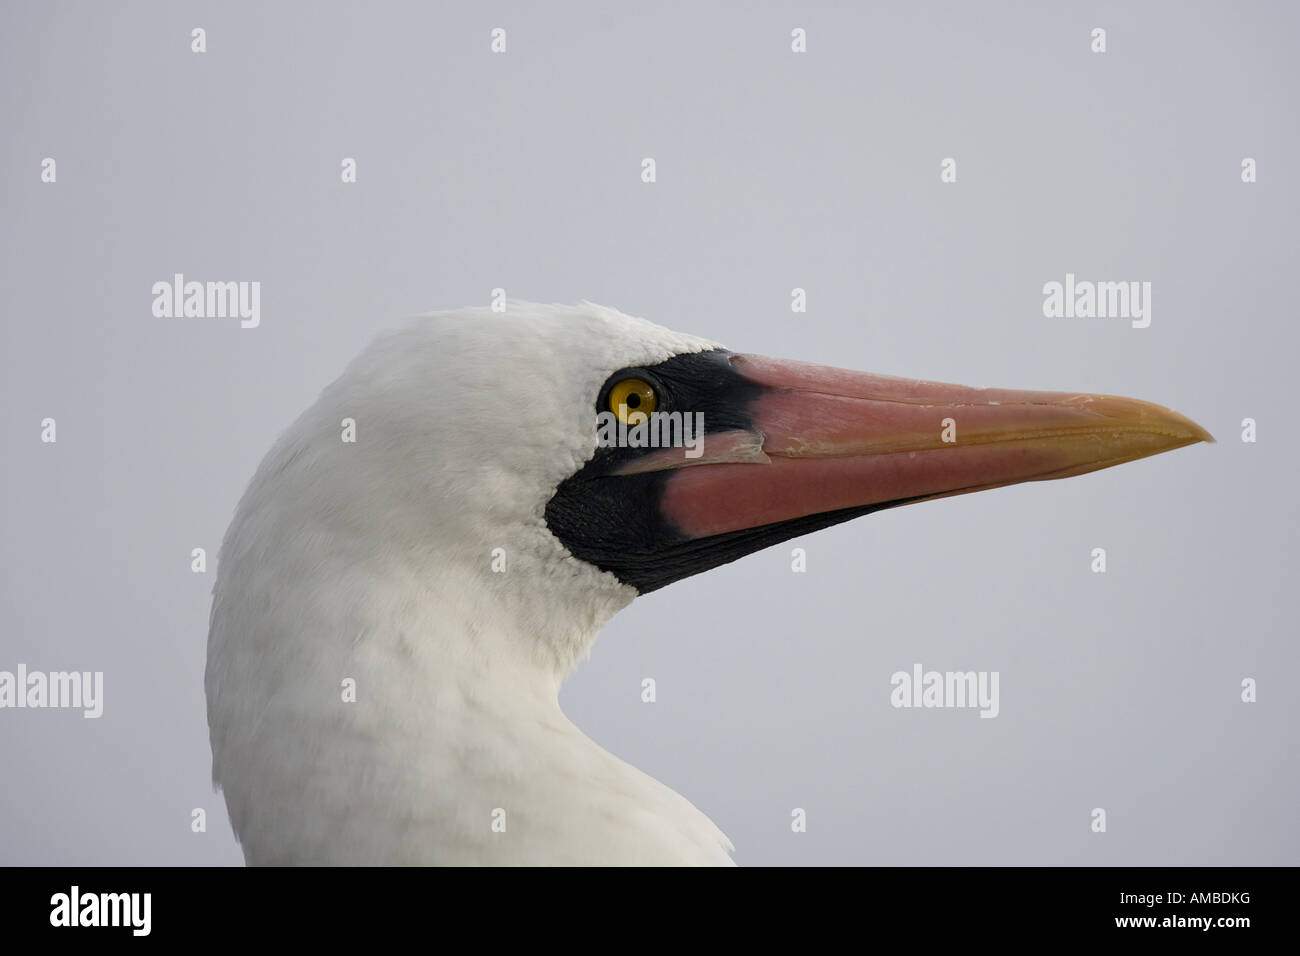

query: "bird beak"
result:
(639, 353), (1214, 539)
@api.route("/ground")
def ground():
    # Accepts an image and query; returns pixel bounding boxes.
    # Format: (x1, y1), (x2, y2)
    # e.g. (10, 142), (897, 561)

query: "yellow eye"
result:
(607, 377), (658, 424)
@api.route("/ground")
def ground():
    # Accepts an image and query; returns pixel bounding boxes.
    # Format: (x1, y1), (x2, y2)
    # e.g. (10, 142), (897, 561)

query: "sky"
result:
(1, 0), (1296, 865)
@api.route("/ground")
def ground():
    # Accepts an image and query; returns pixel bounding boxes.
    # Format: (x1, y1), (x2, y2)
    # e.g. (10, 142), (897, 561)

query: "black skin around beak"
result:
(545, 349), (1211, 594)
(545, 350), (806, 593)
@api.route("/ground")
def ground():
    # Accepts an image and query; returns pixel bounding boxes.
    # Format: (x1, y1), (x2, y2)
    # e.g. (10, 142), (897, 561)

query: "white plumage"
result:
(207, 299), (1210, 866)
(206, 303), (736, 865)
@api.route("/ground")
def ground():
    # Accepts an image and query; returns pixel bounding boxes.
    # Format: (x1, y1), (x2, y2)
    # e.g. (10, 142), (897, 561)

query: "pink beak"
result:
(627, 354), (1213, 539)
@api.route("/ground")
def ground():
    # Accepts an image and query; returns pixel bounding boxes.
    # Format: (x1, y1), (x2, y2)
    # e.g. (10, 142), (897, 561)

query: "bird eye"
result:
(607, 377), (658, 423)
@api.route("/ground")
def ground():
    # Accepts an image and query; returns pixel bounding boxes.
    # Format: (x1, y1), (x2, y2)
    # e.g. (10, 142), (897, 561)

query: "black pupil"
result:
(626, 392), (641, 409)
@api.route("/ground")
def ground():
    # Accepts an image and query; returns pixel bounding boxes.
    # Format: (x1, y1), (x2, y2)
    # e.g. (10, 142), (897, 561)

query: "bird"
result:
(205, 301), (1212, 865)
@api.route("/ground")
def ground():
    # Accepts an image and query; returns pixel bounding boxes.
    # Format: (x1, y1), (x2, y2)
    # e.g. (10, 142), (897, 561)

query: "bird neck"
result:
(359, 575), (734, 865)
(208, 471), (735, 863)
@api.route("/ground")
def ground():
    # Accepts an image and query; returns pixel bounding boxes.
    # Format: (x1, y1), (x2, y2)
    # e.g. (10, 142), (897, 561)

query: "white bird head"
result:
(206, 301), (1210, 865)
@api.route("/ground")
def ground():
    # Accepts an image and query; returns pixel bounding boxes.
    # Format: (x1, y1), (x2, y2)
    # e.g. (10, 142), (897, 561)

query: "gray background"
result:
(2, 0), (1296, 865)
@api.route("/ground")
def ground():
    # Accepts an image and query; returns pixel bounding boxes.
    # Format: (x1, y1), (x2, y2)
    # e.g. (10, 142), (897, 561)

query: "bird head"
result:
(220, 301), (1212, 673)
(206, 300), (1211, 864)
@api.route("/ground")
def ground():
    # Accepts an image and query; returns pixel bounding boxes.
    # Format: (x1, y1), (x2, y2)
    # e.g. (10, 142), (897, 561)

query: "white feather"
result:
(206, 302), (735, 865)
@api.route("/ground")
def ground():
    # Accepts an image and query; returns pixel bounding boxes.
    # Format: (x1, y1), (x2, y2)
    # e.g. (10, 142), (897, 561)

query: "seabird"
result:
(205, 301), (1211, 865)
